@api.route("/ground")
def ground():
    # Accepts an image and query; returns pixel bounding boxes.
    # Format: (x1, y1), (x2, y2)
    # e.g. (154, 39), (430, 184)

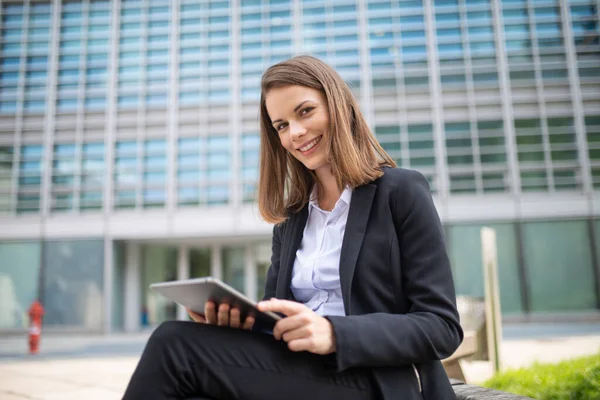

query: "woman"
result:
(123, 56), (463, 400)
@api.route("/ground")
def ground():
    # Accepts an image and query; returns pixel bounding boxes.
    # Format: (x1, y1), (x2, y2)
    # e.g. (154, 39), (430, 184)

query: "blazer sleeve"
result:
(326, 170), (463, 371)
(262, 222), (282, 301)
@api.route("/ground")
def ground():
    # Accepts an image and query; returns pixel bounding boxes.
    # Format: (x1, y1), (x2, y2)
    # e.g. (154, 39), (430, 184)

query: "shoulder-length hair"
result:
(258, 55), (396, 224)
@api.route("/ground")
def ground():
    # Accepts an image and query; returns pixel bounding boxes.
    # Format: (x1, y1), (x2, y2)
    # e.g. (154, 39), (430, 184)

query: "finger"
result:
(242, 315), (255, 330)
(282, 325), (313, 343)
(287, 338), (312, 353)
(217, 303), (230, 326)
(205, 302), (217, 325)
(229, 308), (241, 329)
(186, 308), (206, 323)
(257, 299), (307, 317)
(273, 313), (312, 340)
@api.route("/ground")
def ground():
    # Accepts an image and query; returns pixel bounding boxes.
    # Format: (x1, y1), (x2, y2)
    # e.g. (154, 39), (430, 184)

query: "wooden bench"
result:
(443, 329), (478, 382)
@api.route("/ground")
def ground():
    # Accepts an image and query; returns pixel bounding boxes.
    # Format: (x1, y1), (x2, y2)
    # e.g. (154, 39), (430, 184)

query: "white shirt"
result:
(290, 185), (352, 317)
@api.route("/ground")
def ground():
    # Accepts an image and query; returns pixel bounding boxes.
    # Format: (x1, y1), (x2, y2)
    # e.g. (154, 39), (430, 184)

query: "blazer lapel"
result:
(339, 183), (377, 315)
(276, 204), (308, 300)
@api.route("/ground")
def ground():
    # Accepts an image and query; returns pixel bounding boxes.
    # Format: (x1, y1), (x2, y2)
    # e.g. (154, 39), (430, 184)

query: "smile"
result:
(298, 136), (322, 153)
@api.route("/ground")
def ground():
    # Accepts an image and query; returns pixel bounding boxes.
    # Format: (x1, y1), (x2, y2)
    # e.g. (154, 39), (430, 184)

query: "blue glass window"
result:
(85, 97), (106, 109)
(1, 57), (20, 67)
(146, 94), (167, 105)
(178, 170), (200, 182)
(90, 10), (110, 19)
(467, 11), (492, 23)
(57, 98), (78, 109)
(401, 30), (426, 39)
(117, 96), (139, 107)
(209, 30), (229, 39)
(437, 28), (462, 37)
(1, 72), (19, 83)
(534, 7), (559, 18)
(24, 100), (45, 111)
(503, 9), (528, 20)
(0, 101), (17, 113)
(400, 15), (425, 26)
(121, 8), (141, 17)
(181, 17), (201, 27)
(2, 43), (23, 53)
(22, 145), (44, 157)
(120, 37), (142, 46)
(304, 7), (325, 17)
(179, 91), (201, 104)
(61, 26), (82, 34)
(83, 143), (104, 156)
(469, 26), (493, 36)
(149, 20), (170, 30)
(368, 2), (392, 11)
(29, 27), (49, 36)
(181, 4), (202, 13)
(209, 16), (230, 24)
(116, 141), (137, 155)
(2, 28), (22, 40)
(3, 14), (23, 23)
(26, 71), (47, 80)
(470, 41), (495, 52)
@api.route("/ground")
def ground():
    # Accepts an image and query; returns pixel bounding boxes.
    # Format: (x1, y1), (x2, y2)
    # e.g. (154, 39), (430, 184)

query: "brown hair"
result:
(258, 55), (396, 224)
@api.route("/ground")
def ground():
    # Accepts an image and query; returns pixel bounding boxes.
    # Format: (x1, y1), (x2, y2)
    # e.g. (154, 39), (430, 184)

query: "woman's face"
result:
(265, 85), (330, 173)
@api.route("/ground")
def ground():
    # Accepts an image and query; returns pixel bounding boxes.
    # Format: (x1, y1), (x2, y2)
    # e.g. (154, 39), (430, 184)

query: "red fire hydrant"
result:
(28, 301), (45, 355)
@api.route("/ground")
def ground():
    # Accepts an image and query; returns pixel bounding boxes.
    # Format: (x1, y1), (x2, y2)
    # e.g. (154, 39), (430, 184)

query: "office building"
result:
(0, 0), (598, 333)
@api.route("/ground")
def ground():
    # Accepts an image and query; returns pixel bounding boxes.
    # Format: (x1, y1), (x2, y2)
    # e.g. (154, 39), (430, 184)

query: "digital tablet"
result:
(150, 277), (281, 329)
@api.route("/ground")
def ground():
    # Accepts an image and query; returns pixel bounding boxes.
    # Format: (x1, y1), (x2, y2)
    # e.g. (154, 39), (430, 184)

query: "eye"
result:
(300, 107), (314, 116)
(276, 122), (288, 132)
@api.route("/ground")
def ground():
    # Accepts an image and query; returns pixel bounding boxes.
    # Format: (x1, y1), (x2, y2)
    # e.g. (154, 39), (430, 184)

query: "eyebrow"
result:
(271, 100), (312, 125)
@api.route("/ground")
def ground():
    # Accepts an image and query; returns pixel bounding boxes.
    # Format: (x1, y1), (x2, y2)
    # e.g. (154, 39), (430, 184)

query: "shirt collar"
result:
(308, 185), (353, 212)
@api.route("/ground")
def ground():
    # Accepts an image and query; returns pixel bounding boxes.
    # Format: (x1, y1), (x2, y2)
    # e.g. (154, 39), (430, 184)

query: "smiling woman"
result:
(123, 56), (463, 400)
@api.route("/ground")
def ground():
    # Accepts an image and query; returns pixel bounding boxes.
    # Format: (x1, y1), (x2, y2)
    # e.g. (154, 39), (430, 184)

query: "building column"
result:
(559, 0), (593, 195)
(423, 0), (450, 198)
(102, 237), (113, 334)
(176, 245), (190, 320)
(124, 241), (141, 332)
(211, 244), (222, 280)
(245, 243), (257, 301)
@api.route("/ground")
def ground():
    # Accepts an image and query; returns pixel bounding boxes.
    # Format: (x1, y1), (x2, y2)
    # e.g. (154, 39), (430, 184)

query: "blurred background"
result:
(0, 0), (598, 336)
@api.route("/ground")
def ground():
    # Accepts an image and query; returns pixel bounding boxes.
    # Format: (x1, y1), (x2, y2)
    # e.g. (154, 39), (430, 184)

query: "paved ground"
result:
(1, 322), (599, 400)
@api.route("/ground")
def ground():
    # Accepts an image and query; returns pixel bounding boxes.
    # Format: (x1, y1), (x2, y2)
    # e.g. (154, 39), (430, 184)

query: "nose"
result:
(289, 120), (306, 141)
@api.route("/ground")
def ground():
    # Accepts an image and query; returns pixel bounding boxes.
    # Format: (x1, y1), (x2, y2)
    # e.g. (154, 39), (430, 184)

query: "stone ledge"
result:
(453, 383), (532, 399)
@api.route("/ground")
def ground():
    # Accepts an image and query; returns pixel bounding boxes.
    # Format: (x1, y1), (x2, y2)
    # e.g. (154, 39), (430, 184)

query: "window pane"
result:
(522, 220), (596, 312)
(222, 247), (246, 294)
(42, 240), (104, 329)
(0, 241), (41, 329)
(447, 223), (523, 314)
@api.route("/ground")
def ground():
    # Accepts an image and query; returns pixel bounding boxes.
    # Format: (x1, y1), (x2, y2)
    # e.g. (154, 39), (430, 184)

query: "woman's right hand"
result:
(186, 302), (255, 330)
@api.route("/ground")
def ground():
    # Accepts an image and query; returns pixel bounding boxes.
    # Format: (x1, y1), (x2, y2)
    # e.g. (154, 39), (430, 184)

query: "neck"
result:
(315, 165), (342, 210)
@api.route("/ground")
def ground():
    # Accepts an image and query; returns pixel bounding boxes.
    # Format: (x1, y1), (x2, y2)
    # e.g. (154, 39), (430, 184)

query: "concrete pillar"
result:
(211, 244), (222, 280)
(245, 243), (257, 301)
(102, 237), (113, 334)
(124, 242), (141, 332)
(176, 245), (190, 320)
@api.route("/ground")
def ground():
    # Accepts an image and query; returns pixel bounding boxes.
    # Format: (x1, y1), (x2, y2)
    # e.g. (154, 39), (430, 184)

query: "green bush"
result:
(483, 352), (600, 399)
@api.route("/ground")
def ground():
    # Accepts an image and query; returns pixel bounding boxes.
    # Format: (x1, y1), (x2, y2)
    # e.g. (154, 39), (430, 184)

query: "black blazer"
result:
(262, 167), (463, 400)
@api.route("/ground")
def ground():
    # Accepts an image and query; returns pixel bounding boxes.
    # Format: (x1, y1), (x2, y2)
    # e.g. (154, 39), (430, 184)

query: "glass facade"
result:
(0, 0), (598, 328)
(0, 241), (41, 329)
(42, 239), (104, 329)
(0, 0), (596, 212)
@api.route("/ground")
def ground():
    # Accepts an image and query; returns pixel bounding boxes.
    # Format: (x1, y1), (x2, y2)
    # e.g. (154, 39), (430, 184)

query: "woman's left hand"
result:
(257, 298), (336, 355)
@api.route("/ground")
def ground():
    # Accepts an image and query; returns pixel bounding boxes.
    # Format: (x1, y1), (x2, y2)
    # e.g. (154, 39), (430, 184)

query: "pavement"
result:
(0, 322), (599, 400)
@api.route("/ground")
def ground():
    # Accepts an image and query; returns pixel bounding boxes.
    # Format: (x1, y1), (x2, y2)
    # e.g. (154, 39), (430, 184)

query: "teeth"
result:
(300, 136), (321, 152)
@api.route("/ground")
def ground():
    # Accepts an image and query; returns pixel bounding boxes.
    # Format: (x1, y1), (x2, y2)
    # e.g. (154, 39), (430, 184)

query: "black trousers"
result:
(122, 321), (374, 400)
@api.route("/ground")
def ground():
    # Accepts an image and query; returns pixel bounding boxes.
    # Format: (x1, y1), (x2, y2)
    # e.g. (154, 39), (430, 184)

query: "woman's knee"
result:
(147, 320), (189, 348)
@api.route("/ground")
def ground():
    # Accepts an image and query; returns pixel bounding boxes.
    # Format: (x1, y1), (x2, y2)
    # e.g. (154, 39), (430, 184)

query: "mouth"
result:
(297, 136), (322, 155)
